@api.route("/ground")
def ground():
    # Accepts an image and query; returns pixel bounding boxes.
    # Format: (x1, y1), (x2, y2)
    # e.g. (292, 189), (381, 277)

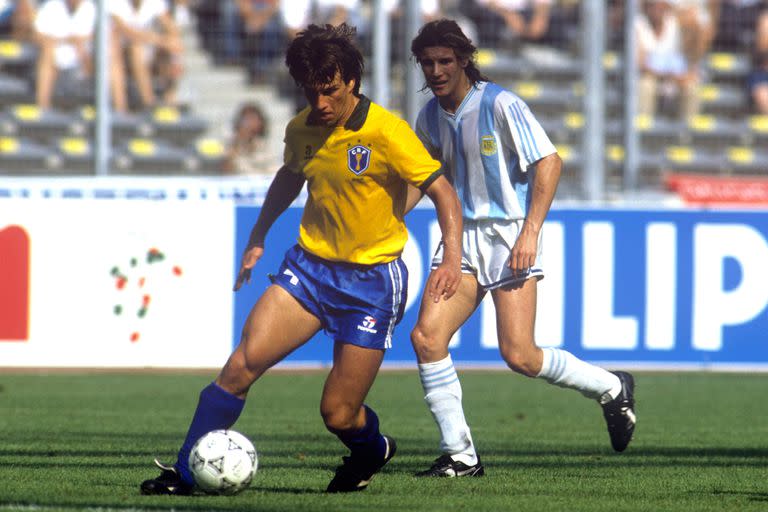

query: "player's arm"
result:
(423, 175), (463, 302)
(510, 152), (561, 272)
(404, 184), (424, 214)
(234, 165), (306, 290)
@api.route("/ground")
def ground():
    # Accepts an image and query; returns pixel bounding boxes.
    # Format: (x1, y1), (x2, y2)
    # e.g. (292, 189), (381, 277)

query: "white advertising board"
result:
(1, 199), (235, 368)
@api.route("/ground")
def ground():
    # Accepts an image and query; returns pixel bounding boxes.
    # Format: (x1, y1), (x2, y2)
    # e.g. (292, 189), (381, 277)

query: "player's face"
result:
(417, 46), (471, 109)
(304, 72), (358, 127)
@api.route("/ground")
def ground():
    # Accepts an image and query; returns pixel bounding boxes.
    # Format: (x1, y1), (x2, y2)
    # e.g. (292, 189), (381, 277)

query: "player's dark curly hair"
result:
(285, 23), (364, 95)
(410, 19), (489, 86)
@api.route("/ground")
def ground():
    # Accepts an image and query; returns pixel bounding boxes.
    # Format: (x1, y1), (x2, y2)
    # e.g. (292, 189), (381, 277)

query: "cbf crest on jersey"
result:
(347, 145), (371, 175)
(481, 135), (497, 156)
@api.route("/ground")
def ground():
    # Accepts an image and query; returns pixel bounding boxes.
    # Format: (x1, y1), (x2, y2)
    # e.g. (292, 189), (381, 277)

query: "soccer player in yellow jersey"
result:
(140, 23), (463, 495)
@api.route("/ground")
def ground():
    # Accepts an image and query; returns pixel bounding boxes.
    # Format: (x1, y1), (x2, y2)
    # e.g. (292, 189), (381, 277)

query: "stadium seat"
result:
(190, 137), (226, 174)
(0, 40), (37, 69)
(0, 73), (32, 106)
(606, 115), (684, 149)
(142, 106), (208, 145)
(0, 135), (58, 174)
(79, 106), (148, 142)
(697, 84), (746, 116)
(746, 115), (768, 146)
(113, 137), (200, 175)
(723, 146), (768, 175)
(662, 145), (725, 174)
(704, 52), (750, 85)
(54, 136), (96, 174)
(6, 104), (85, 141)
(684, 115), (746, 148)
(511, 81), (578, 113)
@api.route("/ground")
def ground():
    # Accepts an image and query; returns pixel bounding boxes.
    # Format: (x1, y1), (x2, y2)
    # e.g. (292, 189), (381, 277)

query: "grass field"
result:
(1, 370), (767, 512)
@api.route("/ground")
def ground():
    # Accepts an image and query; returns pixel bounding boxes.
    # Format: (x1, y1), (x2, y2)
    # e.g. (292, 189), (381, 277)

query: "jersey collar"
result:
(344, 94), (370, 131)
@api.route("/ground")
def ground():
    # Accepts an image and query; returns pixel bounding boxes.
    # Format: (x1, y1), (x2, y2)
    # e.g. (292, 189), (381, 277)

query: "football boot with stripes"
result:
(415, 454), (485, 477)
(326, 435), (397, 493)
(602, 371), (636, 452)
(139, 459), (193, 495)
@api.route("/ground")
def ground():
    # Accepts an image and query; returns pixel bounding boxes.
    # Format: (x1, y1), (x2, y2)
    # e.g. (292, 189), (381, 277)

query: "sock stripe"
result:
(422, 374), (459, 392)
(420, 365), (455, 382)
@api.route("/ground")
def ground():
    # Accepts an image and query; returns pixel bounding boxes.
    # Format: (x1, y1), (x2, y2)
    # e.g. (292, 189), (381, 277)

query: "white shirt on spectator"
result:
(111, 0), (168, 30)
(34, 0), (95, 70)
(474, 0), (551, 9)
(636, 10), (687, 75)
(280, 0), (360, 31)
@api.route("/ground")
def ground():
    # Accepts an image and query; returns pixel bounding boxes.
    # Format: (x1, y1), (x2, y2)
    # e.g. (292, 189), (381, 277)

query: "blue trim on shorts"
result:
(270, 245), (408, 350)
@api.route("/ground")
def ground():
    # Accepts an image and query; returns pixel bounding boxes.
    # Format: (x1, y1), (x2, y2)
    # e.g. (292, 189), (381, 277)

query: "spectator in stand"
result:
(459, 0), (577, 52)
(383, 0), (444, 61)
(0, 0), (35, 41)
(677, 0), (716, 71)
(33, 0), (98, 110)
(110, 0), (183, 110)
(237, 0), (284, 84)
(748, 7), (768, 113)
(710, 0), (765, 52)
(222, 101), (277, 175)
(280, 0), (364, 40)
(636, 0), (700, 120)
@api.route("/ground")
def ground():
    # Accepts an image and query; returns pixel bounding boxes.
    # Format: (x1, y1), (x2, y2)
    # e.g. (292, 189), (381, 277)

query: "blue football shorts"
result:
(270, 244), (408, 350)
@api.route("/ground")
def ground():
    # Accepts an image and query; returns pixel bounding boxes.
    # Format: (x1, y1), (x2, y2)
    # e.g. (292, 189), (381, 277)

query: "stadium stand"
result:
(0, 1), (764, 189)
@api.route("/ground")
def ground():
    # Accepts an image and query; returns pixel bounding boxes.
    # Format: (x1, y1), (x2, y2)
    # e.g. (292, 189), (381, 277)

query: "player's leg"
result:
(492, 278), (636, 451)
(411, 272), (485, 477)
(140, 285), (321, 495)
(323, 342), (395, 492)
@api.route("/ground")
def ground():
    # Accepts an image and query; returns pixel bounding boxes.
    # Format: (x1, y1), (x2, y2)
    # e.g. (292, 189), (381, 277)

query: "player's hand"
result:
(233, 245), (264, 291)
(509, 225), (538, 277)
(426, 260), (462, 303)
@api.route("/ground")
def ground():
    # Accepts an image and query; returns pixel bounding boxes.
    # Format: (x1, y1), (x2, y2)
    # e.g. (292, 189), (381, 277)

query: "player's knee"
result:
(411, 324), (443, 361)
(320, 403), (357, 433)
(500, 345), (539, 377)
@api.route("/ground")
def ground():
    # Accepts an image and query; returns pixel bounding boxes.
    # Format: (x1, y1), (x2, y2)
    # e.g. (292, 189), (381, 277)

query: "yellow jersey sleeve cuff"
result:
(418, 166), (445, 193)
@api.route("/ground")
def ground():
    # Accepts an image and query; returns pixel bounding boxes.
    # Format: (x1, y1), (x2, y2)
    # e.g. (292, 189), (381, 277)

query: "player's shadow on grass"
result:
(711, 490), (768, 502)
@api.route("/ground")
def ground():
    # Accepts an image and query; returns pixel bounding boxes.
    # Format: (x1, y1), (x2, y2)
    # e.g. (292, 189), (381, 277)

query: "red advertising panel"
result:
(0, 225), (29, 341)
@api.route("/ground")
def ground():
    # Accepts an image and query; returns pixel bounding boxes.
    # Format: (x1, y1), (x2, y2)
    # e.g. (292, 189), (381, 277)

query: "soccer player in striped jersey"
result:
(140, 23), (463, 495)
(407, 19), (636, 477)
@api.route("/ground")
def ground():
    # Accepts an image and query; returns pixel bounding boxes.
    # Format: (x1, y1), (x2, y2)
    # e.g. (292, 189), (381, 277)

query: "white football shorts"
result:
(431, 218), (544, 291)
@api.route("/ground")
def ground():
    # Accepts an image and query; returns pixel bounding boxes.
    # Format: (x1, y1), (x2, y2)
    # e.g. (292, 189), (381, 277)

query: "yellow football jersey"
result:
(283, 96), (443, 265)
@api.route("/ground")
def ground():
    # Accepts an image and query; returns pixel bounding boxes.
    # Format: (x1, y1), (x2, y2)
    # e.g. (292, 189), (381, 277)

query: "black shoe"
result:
(326, 435), (397, 493)
(602, 371), (636, 452)
(415, 454), (485, 477)
(140, 459), (194, 495)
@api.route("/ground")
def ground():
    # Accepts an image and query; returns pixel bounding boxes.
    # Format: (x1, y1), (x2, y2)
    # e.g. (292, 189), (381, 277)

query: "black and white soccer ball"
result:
(188, 429), (258, 495)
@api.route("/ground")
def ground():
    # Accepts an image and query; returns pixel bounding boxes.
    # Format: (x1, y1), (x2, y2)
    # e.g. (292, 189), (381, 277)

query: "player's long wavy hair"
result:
(285, 23), (364, 95)
(411, 19), (490, 87)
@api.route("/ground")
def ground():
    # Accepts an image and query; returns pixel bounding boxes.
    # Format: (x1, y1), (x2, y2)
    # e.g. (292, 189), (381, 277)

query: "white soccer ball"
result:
(188, 429), (258, 495)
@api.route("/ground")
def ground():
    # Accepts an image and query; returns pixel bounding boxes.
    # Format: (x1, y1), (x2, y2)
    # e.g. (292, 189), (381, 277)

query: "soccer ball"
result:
(188, 429), (258, 495)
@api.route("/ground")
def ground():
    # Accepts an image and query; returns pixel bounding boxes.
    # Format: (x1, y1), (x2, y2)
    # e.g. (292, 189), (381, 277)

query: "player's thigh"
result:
(230, 285), (321, 375)
(320, 342), (385, 430)
(491, 277), (538, 351)
(412, 273), (483, 349)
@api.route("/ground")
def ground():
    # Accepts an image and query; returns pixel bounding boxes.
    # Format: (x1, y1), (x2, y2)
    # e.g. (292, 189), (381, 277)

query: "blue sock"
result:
(335, 405), (387, 461)
(175, 382), (245, 485)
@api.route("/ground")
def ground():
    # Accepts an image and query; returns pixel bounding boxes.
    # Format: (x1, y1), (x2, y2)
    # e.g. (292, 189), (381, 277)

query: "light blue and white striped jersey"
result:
(415, 81), (556, 221)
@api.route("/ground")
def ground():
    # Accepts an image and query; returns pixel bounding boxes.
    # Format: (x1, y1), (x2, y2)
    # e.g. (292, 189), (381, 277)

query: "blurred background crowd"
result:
(1, 0), (768, 196)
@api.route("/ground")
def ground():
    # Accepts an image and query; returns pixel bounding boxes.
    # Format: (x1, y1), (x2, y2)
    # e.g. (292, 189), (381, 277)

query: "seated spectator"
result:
(636, 0), (700, 120)
(237, 0), (284, 84)
(222, 101), (277, 175)
(33, 0), (96, 110)
(110, 0), (184, 110)
(459, 0), (577, 52)
(281, 0), (365, 40)
(678, 0), (716, 70)
(383, 0), (445, 60)
(748, 8), (768, 113)
(0, 0), (35, 41)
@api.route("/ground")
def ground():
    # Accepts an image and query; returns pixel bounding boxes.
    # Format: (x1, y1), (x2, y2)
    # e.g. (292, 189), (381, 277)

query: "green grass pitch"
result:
(1, 371), (767, 511)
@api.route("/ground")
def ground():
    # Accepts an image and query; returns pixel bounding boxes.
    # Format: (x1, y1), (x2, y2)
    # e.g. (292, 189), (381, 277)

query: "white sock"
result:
(537, 347), (622, 404)
(419, 355), (478, 465)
